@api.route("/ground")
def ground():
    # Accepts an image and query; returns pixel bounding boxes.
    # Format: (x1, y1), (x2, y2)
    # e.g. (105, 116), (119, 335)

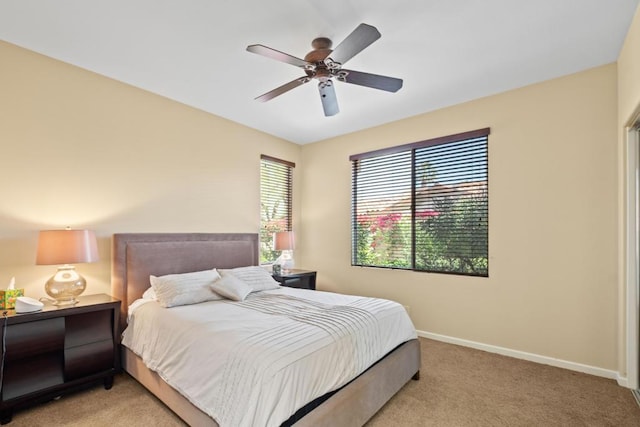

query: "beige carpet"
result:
(8, 338), (640, 426)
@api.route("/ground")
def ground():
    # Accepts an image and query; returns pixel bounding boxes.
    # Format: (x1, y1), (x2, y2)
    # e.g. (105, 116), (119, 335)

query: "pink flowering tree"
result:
(355, 212), (410, 267)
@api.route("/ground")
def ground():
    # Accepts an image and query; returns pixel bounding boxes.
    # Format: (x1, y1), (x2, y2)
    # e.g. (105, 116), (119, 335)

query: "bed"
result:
(111, 232), (420, 426)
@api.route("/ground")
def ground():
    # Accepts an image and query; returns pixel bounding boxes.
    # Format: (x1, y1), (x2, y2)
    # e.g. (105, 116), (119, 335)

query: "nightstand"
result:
(0, 293), (120, 424)
(273, 269), (317, 290)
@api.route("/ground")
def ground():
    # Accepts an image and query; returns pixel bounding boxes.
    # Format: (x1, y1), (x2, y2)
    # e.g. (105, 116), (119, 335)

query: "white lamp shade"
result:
(36, 229), (99, 265)
(274, 231), (295, 251)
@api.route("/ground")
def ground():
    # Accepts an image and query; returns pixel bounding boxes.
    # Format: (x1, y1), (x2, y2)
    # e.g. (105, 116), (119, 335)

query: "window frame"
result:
(350, 128), (490, 277)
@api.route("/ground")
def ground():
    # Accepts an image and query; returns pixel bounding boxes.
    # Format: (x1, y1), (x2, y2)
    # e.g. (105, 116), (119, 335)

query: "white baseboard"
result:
(618, 373), (630, 388)
(417, 330), (623, 384)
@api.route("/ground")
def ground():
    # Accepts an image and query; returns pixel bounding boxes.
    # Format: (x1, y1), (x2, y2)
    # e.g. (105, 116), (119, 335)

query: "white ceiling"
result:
(1, 0), (638, 144)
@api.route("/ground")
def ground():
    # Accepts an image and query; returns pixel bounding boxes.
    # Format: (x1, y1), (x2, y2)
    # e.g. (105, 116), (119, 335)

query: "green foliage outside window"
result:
(354, 188), (488, 276)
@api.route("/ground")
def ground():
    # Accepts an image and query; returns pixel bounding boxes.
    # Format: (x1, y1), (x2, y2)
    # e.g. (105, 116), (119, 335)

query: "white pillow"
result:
(142, 287), (157, 300)
(150, 268), (222, 308)
(211, 272), (252, 301)
(221, 266), (280, 292)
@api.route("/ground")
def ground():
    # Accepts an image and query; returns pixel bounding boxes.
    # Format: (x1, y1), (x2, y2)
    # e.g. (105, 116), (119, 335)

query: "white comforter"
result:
(122, 286), (417, 427)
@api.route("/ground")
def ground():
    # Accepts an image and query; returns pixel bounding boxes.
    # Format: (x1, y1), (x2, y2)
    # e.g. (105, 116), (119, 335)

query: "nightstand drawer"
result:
(282, 278), (303, 288)
(65, 310), (112, 348)
(65, 339), (114, 381)
(4, 318), (64, 361)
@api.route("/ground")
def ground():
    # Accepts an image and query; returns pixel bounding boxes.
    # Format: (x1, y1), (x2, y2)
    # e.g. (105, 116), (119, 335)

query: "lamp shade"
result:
(273, 231), (295, 251)
(36, 229), (99, 265)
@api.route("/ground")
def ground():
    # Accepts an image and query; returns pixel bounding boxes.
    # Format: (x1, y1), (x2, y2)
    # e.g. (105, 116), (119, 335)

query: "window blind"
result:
(260, 155), (294, 264)
(351, 128), (489, 276)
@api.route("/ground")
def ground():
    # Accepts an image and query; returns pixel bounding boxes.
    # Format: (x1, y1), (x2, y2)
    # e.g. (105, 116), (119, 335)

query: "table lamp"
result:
(274, 231), (295, 271)
(36, 228), (99, 305)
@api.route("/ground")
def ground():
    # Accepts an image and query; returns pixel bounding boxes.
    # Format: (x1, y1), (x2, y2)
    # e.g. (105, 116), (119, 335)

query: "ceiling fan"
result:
(246, 23), (403, 117)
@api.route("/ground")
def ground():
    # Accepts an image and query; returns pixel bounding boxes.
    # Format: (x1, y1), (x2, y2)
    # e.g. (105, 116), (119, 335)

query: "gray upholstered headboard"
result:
(111, 233), (259, 334)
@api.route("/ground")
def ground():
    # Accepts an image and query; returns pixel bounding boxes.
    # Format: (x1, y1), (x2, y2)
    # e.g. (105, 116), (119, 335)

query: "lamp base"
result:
(50, 297), (80, 306)
(45, 265), (86, 305)
(276, 250), (295, 272)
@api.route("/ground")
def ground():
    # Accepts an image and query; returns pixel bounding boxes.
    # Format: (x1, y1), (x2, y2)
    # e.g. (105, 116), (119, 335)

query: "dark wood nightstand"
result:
(273, 269), (317, 290)
(0, 293), (120, 424)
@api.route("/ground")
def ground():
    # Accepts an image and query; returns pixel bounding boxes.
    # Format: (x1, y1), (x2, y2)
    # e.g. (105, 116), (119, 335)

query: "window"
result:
(260, 155), (294, 263)
(351, 128), (489, 276)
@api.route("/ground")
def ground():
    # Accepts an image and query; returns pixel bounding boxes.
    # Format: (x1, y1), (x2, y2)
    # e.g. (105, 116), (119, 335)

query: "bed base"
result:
(123, 339), (420, 427)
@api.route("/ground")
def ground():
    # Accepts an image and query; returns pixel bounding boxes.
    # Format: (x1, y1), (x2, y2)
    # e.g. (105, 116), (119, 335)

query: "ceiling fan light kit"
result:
(246, 23), (403, 116)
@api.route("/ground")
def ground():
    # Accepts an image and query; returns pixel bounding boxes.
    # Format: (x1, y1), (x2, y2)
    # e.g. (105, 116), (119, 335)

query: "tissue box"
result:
(0, 289), (24, 310)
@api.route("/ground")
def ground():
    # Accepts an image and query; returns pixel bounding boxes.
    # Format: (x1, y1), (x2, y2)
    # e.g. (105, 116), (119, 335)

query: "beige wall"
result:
(619, 5), (640, 126)
(617, 5), (640, 377)
(0, 40), (301, 299)
(300, 64), (619, 370)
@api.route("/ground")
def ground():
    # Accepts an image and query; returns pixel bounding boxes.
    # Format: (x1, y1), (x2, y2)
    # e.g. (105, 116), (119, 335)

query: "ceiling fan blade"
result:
(326, 23), (381, 67)
(338, 69), (403, 92)
(255, 77), (310, 102)
(318, 80), (339, 116)
(246, 44), (311, 68)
